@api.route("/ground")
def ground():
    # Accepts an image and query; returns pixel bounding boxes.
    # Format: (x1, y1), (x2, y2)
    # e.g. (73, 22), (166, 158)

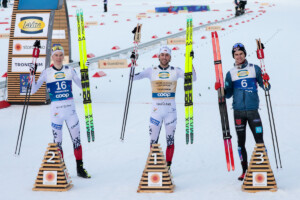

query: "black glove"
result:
(190, 50), (194, 59)
(130, 51), (138, 60)
(132, 27), (137, 34)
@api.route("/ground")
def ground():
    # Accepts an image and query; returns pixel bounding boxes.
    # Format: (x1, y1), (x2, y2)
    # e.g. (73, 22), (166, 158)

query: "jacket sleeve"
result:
(224, 71), (233, 99)
(176, 67), (197, 81)
(72, 68), (82, 89)
(133, 67), (152, 81)
(255, 65), (271, 90)
(31, 70), (46, 95)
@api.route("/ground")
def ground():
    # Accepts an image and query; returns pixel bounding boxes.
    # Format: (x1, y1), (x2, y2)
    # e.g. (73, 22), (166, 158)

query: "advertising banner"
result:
(14, 13), (50, 38)
(12, 57), (46, 72)
(12, 40), (47, 55)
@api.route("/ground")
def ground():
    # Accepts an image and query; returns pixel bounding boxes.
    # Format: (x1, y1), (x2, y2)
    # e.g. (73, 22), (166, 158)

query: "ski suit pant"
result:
(234, 110), (264, 171)
(149, 99), (177, 163)
(51, 100), (82, 160)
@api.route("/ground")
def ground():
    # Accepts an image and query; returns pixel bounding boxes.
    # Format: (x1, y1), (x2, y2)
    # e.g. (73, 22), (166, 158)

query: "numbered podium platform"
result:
(32, 143), (73, 192)
(137, 144), (174, 193)
(242, 143), (277, 193)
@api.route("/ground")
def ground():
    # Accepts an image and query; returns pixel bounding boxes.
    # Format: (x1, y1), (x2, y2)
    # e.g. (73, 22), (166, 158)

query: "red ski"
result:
(211, 31), (235, 171)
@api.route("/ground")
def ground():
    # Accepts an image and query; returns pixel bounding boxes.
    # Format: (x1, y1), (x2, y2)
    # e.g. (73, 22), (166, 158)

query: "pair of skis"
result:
(120, 24), (142, 141)
(76, 9), (95, 142)
(15, 40), (41, 155)
(211, 31), (235, 171)
(184, 17), (194, 144)
(256, 39), (282, 168)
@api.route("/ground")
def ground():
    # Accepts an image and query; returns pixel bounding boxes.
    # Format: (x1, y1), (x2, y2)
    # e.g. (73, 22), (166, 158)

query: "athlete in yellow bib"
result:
(133, 46), (197, 170)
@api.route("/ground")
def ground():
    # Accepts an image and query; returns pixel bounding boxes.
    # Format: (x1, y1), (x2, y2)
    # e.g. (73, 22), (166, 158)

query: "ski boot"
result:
(77, 160), (91, 178)
(238, 172), (246, 181)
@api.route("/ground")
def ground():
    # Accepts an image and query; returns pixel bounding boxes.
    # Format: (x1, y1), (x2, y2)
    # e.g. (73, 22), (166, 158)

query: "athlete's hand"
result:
(190, 50), (194, 59)
(29, 63), (35, 76)
(263, 73), (270, 82)
(85, 60), (90, 67)
(130, 51), (138, 60)
(215, 82), (221, 90)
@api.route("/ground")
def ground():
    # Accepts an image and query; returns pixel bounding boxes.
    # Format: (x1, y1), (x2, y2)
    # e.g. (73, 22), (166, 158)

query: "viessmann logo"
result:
(54, 72), (66, 79)
(158, 72), (170, 79)
(18, 16), (45, 34)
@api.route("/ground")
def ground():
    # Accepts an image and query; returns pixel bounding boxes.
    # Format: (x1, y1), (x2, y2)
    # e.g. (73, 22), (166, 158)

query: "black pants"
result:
(2, 0), (8, 8)
(234, 110), (264, 172)
(104, 4), (107, 12)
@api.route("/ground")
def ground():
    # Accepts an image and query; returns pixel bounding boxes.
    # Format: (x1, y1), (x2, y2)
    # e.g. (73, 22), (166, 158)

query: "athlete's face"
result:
(52, 52), (64, 68)
(234, 50), (246, 65)
(159, 53), (171, 68)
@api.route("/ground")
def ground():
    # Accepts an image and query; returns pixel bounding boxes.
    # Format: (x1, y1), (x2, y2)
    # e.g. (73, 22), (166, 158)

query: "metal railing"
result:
(0, 14), (246, 89)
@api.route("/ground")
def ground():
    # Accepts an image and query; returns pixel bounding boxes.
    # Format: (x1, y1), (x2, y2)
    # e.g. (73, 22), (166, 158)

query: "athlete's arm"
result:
(176, 66), (197, 81)
(31, 70), (46, 94)
(72, 68), (82, 89)
(133, 67), (152, 81)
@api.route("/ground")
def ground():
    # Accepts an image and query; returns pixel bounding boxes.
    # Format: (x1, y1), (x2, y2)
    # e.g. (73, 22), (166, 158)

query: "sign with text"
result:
(85, 21), (98, 26)
(12, 57), (46, 72)
(206, 26), (222, 31)
(167, 38), (185, 45)
(14, 13), (50, 38)
(0, 33), (10, 39)
(98, 59), (128, 69)
(52, 29), (66, 39)
(12, 40), (47, 55)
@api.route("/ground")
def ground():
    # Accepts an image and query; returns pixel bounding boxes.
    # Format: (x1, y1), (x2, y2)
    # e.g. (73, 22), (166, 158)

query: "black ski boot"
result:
(238, 161), (248, 181)
(77, 160), (91, 178)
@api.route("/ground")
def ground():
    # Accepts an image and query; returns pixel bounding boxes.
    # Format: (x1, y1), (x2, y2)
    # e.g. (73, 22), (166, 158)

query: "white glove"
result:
(85, 60), (90, 67)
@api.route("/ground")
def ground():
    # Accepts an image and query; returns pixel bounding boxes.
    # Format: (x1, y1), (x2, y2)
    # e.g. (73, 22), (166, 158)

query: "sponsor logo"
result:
(235, 119), (242, 125)
(158, 72), (170, 79)
(54, 72), (66, 79)
(238, 147), (243, 161)
(166, 118), (177, 126)
(56, 93), (70, 99)
(71, 121), (79, 129)
(157, 93), (171, 97)
(54, 113), (59, 116)
(18, 16), (45, 34)
(156, 102), (171, 106)
(14, 62), (43, 67)
(14, 43), (22, 51)
(150, 117), (160, 126)
(237, 70), (249, 78)
(255, 126), (263, 133)
(51, 123), (62, 130)
(153, 107), (158, 112)
(253, 119), (261, 123)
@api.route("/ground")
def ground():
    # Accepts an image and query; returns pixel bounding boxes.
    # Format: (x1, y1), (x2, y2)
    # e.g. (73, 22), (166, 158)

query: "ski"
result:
(184, 16), (194, 144)
(120, 23), (142, 141)
(76, 9), (95, 142)
(256, 39), (282, 168)
(211, 31), (235, 171)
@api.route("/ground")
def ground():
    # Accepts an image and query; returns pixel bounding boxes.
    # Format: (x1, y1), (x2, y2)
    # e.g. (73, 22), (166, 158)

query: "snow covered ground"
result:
(1, 0), (300, 199)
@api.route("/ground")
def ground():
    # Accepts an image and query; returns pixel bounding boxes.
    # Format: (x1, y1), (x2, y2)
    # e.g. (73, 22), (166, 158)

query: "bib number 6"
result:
(241, 79), (248, 88)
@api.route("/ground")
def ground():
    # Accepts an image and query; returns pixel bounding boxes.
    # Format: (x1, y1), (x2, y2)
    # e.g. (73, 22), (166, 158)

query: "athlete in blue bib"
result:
(216, 43), (270, 181)
(31, 45), (91, 178)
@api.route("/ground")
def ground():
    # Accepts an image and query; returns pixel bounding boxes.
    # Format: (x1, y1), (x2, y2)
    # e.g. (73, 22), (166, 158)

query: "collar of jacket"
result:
(52, 65), (64, 71)
(158, 65), (170, 70)
(234, 59), (248, 69)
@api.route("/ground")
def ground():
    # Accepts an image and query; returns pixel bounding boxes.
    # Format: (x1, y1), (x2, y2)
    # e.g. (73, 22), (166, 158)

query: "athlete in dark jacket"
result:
(216, 43), (270, 181)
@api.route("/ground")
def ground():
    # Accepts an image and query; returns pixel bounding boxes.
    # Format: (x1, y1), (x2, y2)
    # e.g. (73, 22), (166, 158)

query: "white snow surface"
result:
(1, 0), (300, 199)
